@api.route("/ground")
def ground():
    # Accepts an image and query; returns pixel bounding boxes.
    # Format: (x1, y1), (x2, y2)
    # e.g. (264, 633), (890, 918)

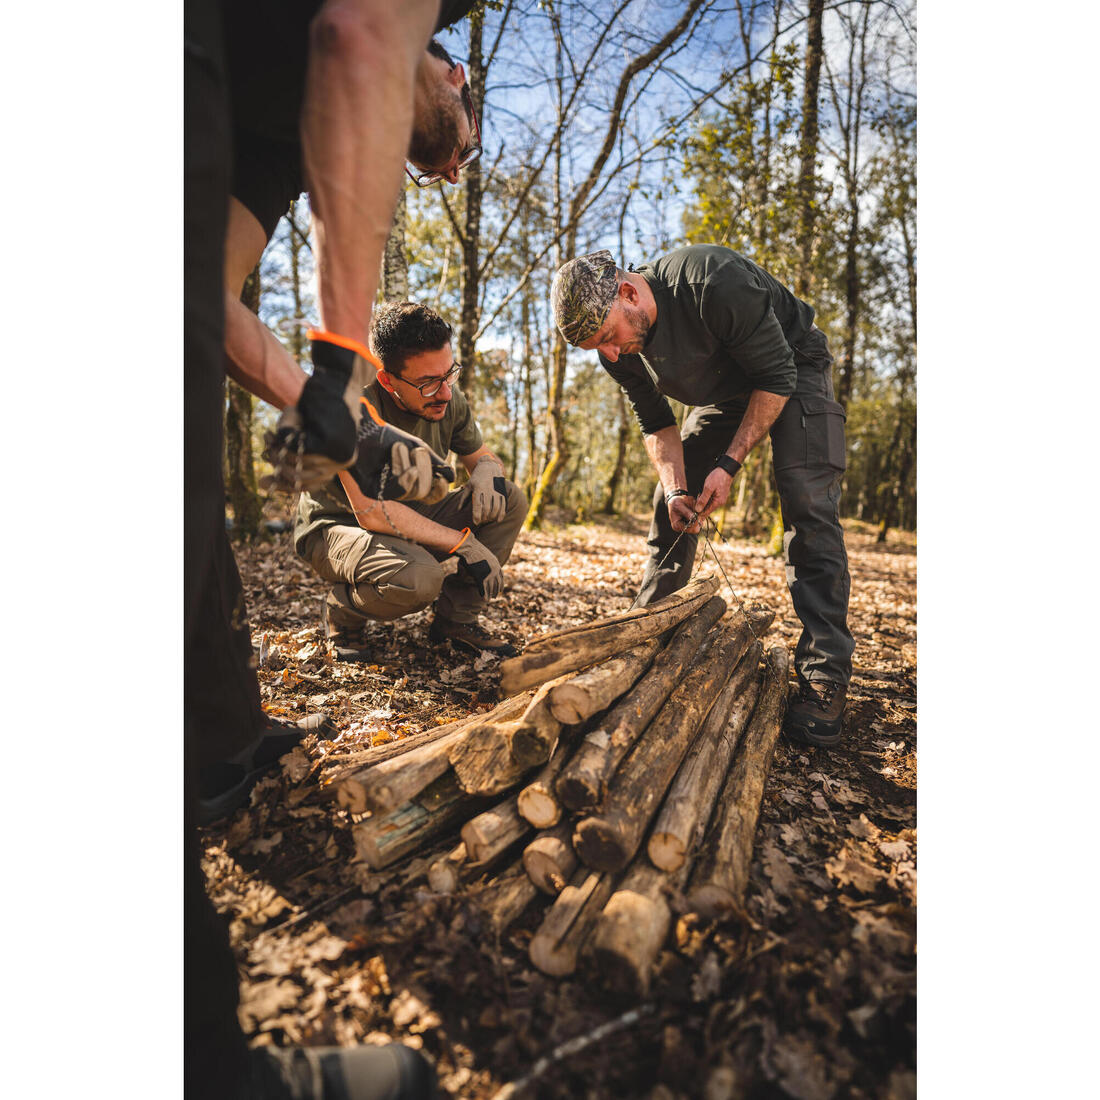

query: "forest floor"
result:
(201, 508), (916, 1100)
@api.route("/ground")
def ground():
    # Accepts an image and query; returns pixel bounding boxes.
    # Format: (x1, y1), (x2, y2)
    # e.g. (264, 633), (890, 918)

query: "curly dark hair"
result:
(369, 301), (453, 375)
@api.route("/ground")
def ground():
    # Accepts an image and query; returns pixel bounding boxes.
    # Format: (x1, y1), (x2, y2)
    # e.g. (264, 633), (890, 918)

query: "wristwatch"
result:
(713, 455), (742, 477)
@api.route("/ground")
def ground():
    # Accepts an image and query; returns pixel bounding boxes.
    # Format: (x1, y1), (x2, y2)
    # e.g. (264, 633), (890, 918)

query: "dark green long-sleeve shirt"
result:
(600, 245), (816, 435)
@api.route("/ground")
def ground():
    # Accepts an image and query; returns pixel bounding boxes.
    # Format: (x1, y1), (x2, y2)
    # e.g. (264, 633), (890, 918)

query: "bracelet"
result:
(664, 488), (691, 505)
(713, 455), (742, 477)
(447, 527), (472, 555)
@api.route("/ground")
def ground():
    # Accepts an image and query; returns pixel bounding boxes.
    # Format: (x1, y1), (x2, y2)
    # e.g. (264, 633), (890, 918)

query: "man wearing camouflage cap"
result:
(551, 245), (855, 747)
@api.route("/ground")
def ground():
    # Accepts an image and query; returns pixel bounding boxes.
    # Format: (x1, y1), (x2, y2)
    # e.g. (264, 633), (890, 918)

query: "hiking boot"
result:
(324, 591), (376, 662)
(197, 712), (337, 825)
(783, 679), (847, 747)
(428, 615), (519, 658)
(250, 1040), (436, 1099)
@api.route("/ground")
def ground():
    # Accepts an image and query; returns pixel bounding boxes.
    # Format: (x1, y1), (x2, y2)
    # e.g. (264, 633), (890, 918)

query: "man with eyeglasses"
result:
(294, 302), (528, 658)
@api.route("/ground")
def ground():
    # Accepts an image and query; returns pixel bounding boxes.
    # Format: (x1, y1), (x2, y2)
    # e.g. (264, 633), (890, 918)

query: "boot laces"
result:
(800, 680), (840, 705)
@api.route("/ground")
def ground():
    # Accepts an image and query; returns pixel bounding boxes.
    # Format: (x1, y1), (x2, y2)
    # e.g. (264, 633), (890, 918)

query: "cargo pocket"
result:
(771, 396), (847, 472)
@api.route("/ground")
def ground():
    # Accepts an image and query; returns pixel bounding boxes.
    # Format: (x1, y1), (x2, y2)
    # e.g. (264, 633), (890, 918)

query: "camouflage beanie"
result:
(551, 249), (619, 345)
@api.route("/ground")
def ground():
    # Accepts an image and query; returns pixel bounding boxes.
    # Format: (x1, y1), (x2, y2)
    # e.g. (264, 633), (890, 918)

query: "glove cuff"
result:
(448, 527), (472, 554)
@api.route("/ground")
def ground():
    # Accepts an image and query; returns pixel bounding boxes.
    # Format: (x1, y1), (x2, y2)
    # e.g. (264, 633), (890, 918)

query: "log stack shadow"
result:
(319, 574), (790, 997)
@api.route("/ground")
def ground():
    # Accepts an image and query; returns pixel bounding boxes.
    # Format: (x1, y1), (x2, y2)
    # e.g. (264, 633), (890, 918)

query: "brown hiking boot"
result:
(323, 590), (376, 661)
(429, 615), (519, 657)
(784, 678), (847, 747)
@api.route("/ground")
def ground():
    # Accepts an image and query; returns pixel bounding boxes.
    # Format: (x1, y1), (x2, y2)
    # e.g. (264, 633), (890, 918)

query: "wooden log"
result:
(516, 731), (586, 829)
(461, 794), (531, 864)
(351, 773), (487, 870)
(589, 860), (689, 997)
(335, 692), (531, 814)
(687, 645), (790, 919)
(572, 619), (759, 873)
(555, 597), (727, 814)
(471, 861), (540, 936)
(449, 675), (569, 795)
(528, 867), (619, 977)
(547, 639), (661, 725)
(428, 842), (467, 894)
(499, 577), (720, 695)
(647, 642), (763, 872)
(522, 823), (578, 895)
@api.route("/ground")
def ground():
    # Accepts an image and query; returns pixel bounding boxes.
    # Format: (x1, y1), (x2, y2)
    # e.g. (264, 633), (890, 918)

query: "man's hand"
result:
(467, 456), (508, 525)
(264, 332), (373, 491)
(352, 398), (455, 503)
(666, 490), (701, 533)
(447, 528), (503, 599)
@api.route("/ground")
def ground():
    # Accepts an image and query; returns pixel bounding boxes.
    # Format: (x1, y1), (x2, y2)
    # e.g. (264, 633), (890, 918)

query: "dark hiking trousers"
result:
(637, 327), (855, 687)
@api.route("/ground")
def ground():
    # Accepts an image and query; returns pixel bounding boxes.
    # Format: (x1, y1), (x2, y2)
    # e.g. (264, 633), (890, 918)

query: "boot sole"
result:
(783, 716), (843, 747)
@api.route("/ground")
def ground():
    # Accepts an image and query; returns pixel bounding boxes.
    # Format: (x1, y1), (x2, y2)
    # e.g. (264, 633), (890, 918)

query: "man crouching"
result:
(294, 301), (527, 659)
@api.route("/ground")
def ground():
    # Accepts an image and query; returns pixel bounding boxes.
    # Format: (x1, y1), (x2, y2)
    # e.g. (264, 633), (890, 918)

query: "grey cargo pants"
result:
(299, 479), (528, 628)
(637, 328), (855, 686)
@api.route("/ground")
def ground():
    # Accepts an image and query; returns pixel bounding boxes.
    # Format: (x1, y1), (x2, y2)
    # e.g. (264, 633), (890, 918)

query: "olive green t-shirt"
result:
(293, 380), (484, 552)
(600, 245), (816, 434)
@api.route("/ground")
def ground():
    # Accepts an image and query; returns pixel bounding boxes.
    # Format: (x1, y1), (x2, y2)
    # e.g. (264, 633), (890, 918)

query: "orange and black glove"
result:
(351, 397), (454, 504)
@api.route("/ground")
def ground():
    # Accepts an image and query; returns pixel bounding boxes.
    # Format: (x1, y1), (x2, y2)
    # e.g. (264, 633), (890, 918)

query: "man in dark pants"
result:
(185, 0), (477, 1094)
(550, 246), (855, 746)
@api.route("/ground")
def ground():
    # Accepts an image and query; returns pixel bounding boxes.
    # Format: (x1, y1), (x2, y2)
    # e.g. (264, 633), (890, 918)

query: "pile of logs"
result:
(323, 575), (790, 996)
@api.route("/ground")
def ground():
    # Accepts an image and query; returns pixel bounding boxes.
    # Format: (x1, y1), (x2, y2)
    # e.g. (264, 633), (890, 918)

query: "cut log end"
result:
(573, 816), (631, 873)
(556, 773), (602, 815)
(590, 888), (671, 998)
(523, 833), (577, 895)
(646, 832), (686, 873)
(517, 786), (561, 829)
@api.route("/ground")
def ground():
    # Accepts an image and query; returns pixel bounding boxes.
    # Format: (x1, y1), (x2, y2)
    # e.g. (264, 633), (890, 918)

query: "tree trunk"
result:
(351, 773), (487, 870)
(225, 267), (262, 540)
(523, 823), (577, 895)
(499, 577), (720, 695)
(457, 7), (485, 395)
(555, 597), (727, 814)
(647, 643), (762, 871)
(687, 645), (790, 918)
(601, 388), (631, 514)
(795, 0), (825, 298)
(381, 188), (409, 301)
(572, 620), (758, 873)
(528, 866), (619, 978)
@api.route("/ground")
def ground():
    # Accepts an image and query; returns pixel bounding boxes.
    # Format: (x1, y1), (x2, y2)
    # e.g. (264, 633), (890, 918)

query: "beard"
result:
(621, 303), (651, 353)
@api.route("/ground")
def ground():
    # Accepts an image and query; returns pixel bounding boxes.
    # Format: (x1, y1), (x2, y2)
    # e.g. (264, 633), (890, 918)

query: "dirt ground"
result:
(201, 509), (916, 1100)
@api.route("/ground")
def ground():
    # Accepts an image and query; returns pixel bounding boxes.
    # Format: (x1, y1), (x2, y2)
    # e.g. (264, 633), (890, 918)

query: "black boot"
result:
(783, 679), (847, 747)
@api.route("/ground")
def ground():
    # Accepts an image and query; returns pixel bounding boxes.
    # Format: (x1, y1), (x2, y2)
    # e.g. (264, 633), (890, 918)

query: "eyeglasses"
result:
(406, 43), (482, 187)
(392, 361), (463, 398)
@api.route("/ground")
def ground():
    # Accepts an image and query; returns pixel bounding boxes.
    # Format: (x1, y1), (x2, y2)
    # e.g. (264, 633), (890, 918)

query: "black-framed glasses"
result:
(393, 361), (463, 398)
(406, 42), (482, 187)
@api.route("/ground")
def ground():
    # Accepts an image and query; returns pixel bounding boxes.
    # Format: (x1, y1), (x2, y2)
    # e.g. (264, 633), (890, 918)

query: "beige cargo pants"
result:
(298, 480), (528, 629)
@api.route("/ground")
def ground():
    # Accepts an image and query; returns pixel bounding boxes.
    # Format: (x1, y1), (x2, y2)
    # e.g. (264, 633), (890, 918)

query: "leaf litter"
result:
(201, 511), (916, 1097)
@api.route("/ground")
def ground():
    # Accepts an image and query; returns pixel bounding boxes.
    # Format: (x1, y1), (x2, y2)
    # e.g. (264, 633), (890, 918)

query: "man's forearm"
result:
(643, 425), (688, 492)
(224, 295), (309, 409)
(725, 390), (789, 463)
(338, 471), (463, 551)
(304, 0), (438, 347)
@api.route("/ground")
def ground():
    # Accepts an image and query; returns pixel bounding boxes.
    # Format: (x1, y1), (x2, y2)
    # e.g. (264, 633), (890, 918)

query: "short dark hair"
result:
(370, 301), (453, 374)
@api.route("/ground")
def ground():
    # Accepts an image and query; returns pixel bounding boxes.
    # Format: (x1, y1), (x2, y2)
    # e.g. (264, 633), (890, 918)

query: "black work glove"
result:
(439, 528), (503, 599)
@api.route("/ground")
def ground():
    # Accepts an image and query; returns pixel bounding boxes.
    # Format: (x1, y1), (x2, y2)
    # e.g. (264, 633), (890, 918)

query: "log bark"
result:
(461, 794), (531, 864)
(500, 577), (720, 694)
(547, 639), (661, 724)
(335, 693), (531, 813)
(351, 773), (486, 870)
(647, 642), (763, 872)
(528, 867), (619, 977)
(428, 842), (468, 894)
(523, 823), (578, 895)
(572, 620), (759, 873)
(687, 645), (790, 919)
(555, 597), (727, 814)
(589, 860), (690, 997)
